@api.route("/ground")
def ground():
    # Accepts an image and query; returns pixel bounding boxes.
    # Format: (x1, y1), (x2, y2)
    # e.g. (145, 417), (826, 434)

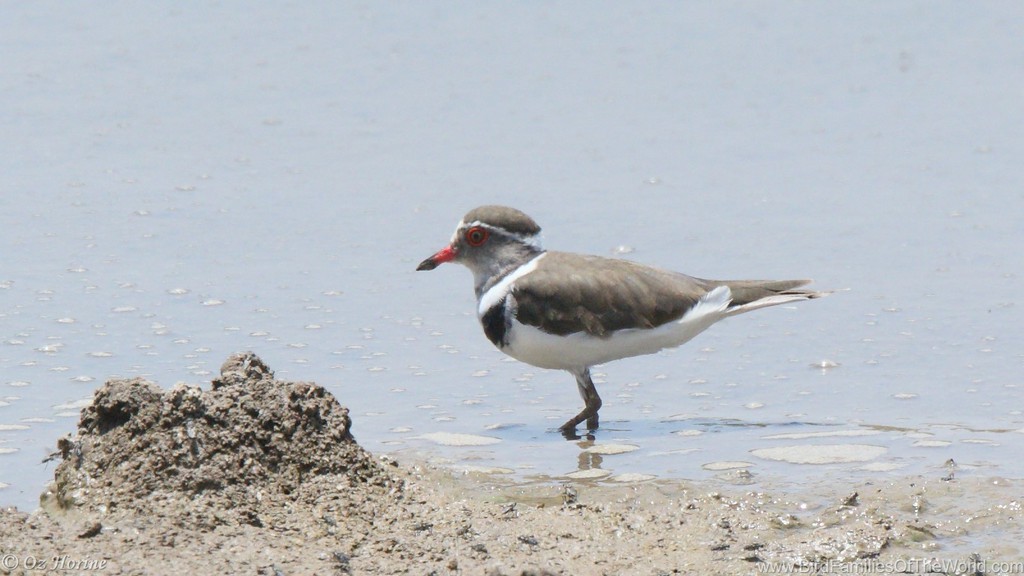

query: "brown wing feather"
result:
(512, 252), (711, 337)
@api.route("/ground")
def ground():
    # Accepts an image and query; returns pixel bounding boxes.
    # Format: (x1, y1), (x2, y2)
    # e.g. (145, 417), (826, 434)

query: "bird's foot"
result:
(558, 427), (596, 441)
(558, 419), (579, 439)
(558, 413), (600, 440)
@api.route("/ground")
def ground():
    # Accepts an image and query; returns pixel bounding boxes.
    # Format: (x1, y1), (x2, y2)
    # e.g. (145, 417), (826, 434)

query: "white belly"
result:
(501, 285), (733, 371)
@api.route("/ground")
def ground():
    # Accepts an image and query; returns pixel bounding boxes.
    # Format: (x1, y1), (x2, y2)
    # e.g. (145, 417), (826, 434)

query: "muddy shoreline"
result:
(1, 354), (1019, 575)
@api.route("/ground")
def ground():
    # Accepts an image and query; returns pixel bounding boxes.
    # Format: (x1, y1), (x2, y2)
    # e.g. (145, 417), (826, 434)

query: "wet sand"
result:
(1, 354), (1020, 575)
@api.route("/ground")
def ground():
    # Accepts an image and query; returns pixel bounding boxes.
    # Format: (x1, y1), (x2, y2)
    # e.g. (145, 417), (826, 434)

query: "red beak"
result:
(416, 245), (457, 271)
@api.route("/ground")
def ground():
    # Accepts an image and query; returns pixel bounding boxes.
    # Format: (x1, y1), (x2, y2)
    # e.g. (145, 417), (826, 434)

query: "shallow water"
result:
(2, 3), (1022, 513)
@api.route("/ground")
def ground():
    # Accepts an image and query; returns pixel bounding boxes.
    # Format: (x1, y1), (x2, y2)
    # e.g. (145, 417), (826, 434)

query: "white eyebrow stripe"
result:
(454, 220), (544, 250)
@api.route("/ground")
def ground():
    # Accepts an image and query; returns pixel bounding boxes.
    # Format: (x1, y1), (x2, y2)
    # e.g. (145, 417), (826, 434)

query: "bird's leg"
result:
(559, 368), (603, 437)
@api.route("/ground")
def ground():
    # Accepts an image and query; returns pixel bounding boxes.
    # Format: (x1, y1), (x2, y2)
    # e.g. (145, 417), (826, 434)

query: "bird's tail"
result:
(719, 279), (829, 316)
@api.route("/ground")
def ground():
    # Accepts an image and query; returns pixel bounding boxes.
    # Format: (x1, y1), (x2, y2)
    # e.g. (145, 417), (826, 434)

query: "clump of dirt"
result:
(47, 352), (401, 528)
(0, 353), (1016, 574)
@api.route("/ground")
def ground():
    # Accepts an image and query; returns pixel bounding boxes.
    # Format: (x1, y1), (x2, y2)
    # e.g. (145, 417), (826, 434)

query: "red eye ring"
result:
(465, 226), (489, 247)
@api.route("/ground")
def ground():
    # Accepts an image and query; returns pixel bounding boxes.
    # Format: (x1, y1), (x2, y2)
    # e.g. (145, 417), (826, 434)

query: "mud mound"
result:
(4, 354), (1014, 574)
(48, 352), (401, 527)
